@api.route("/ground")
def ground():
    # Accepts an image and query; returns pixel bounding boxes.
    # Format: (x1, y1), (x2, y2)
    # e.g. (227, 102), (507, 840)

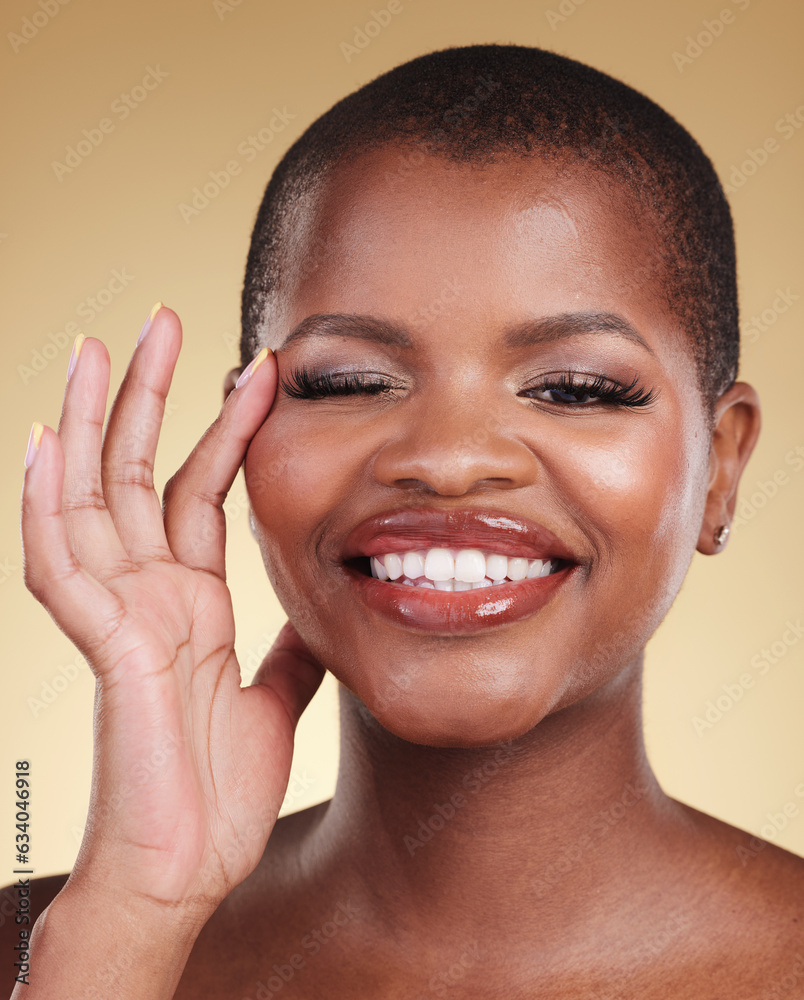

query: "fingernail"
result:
(137, 301), (163, 345)
(66, 332), (86, 382)
(235, 347), (271, 389)
(24, 422), (44, 470)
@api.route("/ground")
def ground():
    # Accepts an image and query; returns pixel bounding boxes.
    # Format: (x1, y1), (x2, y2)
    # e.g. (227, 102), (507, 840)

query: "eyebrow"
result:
(280, 313), (413, 350)
(503, 311), (655, 357)
(279, 310), (654, 356)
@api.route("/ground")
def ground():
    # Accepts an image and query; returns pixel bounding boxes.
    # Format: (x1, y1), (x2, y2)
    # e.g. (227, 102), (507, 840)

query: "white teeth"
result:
(368, 547), (558, 588)
(485, 553), (508, 581)
(385, 553), (404, 580)
(454, 548), (486, 583)
(425, 548), (455, 582)
(507, 557), (529, 581)
(402, 550), (426, 580)
(371, 556), (389, 581)
(527, 559), (544, 578)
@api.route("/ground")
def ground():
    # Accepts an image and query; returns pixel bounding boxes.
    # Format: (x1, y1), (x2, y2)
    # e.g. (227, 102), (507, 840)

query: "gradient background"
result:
(1, 0), (802, 879)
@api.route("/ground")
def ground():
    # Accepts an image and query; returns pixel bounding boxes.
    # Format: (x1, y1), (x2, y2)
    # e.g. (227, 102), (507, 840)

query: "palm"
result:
(21, 308), (323, 915)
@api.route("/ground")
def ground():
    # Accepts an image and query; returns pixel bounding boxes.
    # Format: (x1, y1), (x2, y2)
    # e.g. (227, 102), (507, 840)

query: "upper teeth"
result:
(369, 548), (555, 588)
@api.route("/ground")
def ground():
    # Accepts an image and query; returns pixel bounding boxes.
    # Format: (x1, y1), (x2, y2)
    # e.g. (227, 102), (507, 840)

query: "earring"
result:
(248, 510), (258, 538)
(713, 524), (730, 548)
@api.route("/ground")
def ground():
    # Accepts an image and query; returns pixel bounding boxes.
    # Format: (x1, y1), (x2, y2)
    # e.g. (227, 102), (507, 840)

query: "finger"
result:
(249, 621), (326, 731)
(21, 424), (128, 669)
(56, 335), (134, 580)
(163, 347), (276, 579)
(100, 304), (179, 561)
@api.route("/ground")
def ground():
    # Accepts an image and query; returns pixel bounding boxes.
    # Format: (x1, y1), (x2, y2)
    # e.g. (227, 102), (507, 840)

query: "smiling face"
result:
(243, 146), (715, 747)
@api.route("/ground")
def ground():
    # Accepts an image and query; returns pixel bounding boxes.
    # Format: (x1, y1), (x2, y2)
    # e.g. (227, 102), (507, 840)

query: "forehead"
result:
(274, 146), (684, 362)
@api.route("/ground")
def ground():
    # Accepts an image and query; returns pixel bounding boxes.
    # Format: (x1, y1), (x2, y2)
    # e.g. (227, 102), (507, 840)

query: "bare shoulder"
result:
(0, 873), (70, 990)
(668, 801), (804, 992)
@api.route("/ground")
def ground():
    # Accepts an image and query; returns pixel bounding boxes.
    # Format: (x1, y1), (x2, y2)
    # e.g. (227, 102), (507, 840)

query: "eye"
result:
(519, 372), (657, 409)
(280, 365), (401, 400)
(531, 386), (598, 405)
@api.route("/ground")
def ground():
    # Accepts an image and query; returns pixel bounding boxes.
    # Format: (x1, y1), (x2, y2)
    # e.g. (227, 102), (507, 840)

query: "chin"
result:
(340, 656), (560, 749)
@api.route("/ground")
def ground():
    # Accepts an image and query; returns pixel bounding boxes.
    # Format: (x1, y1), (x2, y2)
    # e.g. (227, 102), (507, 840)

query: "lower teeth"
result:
(387, 565), (558, 590)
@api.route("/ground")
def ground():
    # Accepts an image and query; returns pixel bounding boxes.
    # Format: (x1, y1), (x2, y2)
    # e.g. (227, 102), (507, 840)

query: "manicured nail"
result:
(137, 301), (163, 345)
(24, 422), (44, 470)
(235, 347), (271, 389)
(66, 332), (86, 382)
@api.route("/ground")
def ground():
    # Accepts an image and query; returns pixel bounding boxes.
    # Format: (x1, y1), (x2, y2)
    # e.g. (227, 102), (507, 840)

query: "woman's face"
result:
(244, 147), (713, 747)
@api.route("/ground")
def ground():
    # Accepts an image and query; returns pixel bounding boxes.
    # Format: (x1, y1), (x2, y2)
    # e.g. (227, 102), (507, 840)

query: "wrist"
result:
(59, 868), (219, 934)
(13, 881), (213, 1000)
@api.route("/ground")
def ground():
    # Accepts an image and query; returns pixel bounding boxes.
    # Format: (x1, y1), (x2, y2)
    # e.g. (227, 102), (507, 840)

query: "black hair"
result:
(240, 43), (739, 410)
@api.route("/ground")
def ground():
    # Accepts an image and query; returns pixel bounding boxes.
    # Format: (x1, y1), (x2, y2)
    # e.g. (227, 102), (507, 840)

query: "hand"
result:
(20, 306), (324, 919)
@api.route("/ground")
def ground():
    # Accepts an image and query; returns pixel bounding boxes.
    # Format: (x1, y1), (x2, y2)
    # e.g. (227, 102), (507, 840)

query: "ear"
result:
(223, 366), (243, 403)
(697, 381), (761, 555)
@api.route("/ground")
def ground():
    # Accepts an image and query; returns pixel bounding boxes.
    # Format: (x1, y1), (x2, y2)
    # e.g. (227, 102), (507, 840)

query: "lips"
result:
(340, 507), (578, 634)
(342, 507), (578, 562)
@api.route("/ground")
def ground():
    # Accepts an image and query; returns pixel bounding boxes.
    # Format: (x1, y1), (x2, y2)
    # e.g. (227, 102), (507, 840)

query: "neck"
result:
(310, 656), (677, 944)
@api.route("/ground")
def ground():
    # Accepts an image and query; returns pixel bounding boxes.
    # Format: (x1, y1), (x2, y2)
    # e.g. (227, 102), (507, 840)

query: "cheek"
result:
(246, 416), (344, 533)
(549, 417), (707, 566)
(243, 408), (379, 590)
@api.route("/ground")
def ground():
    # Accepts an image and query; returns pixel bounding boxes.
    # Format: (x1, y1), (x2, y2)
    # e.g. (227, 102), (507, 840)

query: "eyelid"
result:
(518, 369), (657, 408)
(279, 364), (406, 400)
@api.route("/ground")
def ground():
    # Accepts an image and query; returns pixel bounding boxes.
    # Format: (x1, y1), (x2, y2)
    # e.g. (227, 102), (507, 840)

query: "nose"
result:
(371, 397), (539, 497)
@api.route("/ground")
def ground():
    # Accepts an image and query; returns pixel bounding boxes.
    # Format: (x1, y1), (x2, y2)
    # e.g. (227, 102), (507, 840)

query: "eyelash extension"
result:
(280, 365), (397, 400)
(280, 365), (656, 408)
(522, 372), (657, 408)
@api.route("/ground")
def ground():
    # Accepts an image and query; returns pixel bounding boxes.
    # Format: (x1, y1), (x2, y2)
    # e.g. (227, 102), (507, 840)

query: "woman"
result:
(11, 44), (804, 998)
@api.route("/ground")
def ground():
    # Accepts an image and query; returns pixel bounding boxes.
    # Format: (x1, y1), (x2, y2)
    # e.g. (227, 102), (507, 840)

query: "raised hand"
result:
(20, 305), (324, 921)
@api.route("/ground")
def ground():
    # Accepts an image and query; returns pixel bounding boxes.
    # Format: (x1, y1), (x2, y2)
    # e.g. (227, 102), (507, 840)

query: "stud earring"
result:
(249, 510), (258, 538)
(713, 524), (730, 548)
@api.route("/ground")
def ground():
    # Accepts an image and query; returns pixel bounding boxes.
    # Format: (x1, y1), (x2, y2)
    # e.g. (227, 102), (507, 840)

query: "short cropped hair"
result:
(241, 43), (739, 409)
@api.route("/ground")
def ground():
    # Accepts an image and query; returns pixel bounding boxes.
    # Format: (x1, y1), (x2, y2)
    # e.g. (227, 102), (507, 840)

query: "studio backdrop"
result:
(1, 0), (802, 877)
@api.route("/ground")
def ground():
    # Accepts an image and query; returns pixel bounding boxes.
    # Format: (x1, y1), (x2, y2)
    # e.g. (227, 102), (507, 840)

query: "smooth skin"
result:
(10, 148), (804, 999)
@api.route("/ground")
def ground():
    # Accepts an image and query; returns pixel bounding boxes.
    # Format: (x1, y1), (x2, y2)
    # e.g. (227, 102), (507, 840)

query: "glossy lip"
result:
(342, 506), (579, 562)
(340, 507), (579, 634)
(345, 562), (574, 634)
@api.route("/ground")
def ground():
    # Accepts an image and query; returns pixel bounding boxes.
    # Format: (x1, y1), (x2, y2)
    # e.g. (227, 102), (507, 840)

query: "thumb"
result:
(250, 621), (326, 730)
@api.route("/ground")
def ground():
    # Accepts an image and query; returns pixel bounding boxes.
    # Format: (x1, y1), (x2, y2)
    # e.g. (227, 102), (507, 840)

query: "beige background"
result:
(1, 0), (802, 878)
